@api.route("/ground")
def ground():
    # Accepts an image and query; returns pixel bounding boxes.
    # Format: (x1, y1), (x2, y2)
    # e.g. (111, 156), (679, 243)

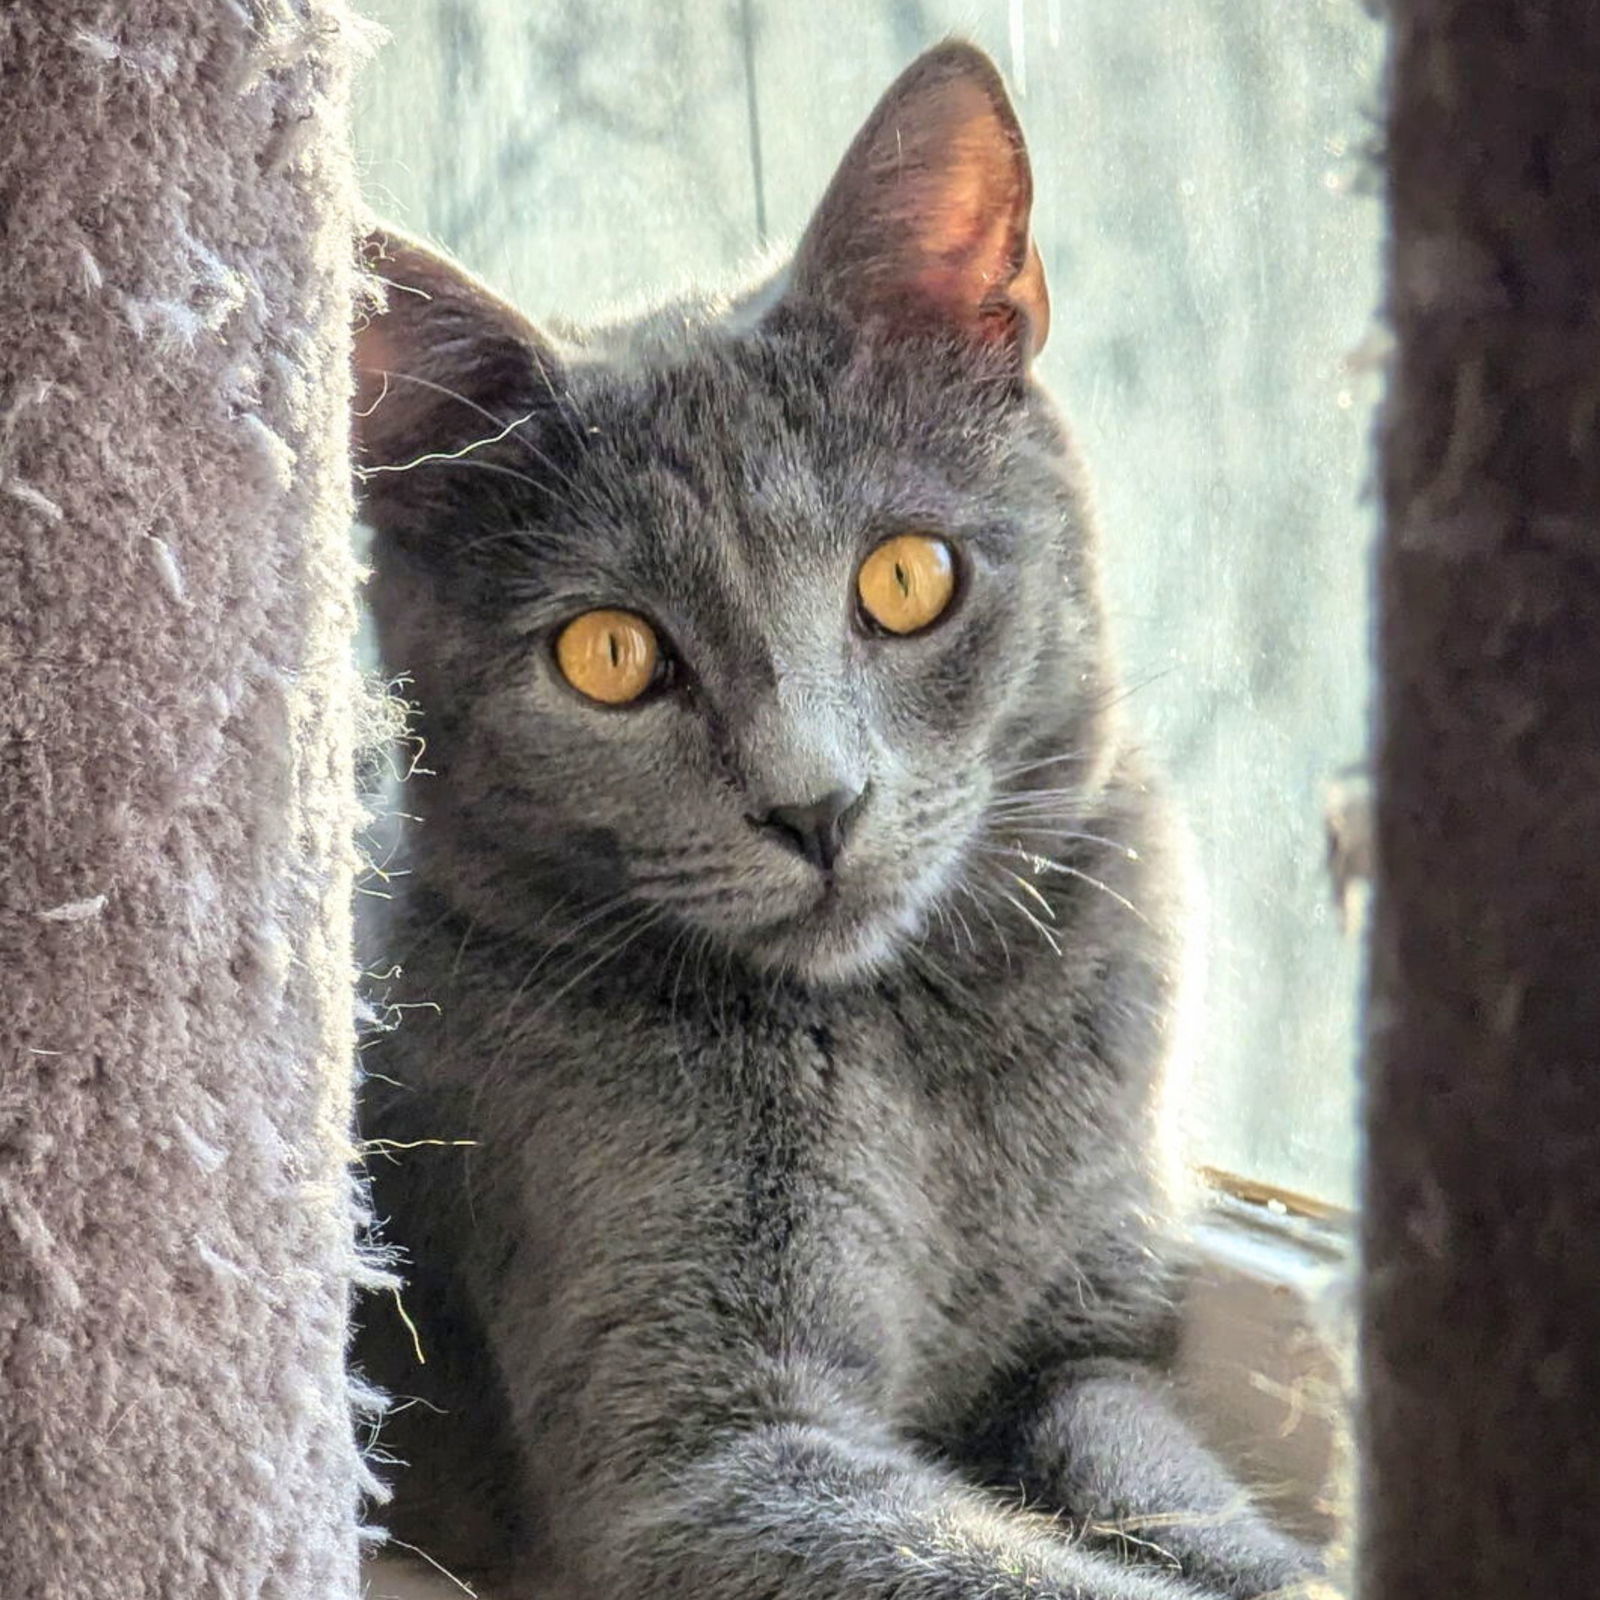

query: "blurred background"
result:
(354, 0), (1383, 1208)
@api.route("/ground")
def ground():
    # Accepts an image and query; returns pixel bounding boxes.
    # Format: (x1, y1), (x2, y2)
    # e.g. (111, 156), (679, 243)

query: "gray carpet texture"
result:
(2, 6), (374, 1595)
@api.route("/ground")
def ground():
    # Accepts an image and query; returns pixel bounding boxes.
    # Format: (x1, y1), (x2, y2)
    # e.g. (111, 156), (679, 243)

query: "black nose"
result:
(755, 787), (864, 872)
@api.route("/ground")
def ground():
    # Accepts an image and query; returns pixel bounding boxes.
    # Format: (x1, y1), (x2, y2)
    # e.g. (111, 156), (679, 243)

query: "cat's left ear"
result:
(353, 227), (564, 473)
(787, 42), (1049, 364)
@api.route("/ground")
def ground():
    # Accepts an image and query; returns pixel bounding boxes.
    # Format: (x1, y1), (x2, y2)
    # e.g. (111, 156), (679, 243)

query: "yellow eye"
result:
(555, 609), (660, 705)
(856, 534), (957, 635)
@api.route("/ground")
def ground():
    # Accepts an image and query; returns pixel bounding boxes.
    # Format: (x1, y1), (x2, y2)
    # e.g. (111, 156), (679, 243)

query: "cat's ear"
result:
(353, 227), (563, 470)
(788, 42), (1049, 363)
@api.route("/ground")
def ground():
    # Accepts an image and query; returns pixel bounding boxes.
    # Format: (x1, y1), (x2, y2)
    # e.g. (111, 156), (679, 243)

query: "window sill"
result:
(1176, 1176), (1353, 1548)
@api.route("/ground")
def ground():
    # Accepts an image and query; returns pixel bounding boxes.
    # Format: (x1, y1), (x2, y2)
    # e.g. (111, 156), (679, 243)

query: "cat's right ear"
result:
(353, 227), (563, 473)
(786, 42), (1048, 366)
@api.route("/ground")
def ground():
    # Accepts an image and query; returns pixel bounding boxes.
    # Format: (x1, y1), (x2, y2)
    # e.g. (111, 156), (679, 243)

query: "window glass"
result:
(356, 0), (1382, 1206)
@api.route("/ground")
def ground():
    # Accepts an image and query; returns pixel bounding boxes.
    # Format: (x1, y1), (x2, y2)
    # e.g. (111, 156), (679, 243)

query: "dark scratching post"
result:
(1362, 2), (1600, 1596)
(0, 6), (368, 1596)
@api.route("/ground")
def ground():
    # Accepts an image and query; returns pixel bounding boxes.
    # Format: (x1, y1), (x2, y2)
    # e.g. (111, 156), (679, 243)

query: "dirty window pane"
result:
(356, 0), (1382, 1207)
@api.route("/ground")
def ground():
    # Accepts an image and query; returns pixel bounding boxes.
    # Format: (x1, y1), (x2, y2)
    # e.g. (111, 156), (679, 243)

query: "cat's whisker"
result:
(1002, 869), (1057, 921)
(992, 750), (1091, 781)
(937, 900), (961, 954)
(465, 900), (644, 1111)
(519, 903), (667, 1026)
(472, 906), (668, 1102)
(446, 913), (482, 988)
(927, 899), (979, 969)
(485, 892), (637, 1045)
(665, 924), (711, 1092)
(712, 939), (737, 1042)
(996, 888), (1064, 956)
(956, 880), (1012, 971)
(635, 885), (743, 911)
(502, 909), (664, 1045)
(632, 864), (744, 892)
(668, 923), (707, 1024)
(983, 804), (1091, 827)
(984, 845), (1148, 924)
(761, 957), (789, 1015)
(690, 936), (716, 1039)
(452, 522), (576, 564)
(358, 404), (546, 480)
(946, 895), (979, 960)
(1089, 665), (1178, 714)
(985, 787), (1098, 810)
(523, 351), (594, 459)
(989, 825), (1140, 860)
(907, 943), (984, 1011)
(374, 368), (586, 493)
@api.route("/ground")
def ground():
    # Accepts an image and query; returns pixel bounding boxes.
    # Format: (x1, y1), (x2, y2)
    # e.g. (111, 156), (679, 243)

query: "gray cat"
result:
(353, 41), (1324, 1600)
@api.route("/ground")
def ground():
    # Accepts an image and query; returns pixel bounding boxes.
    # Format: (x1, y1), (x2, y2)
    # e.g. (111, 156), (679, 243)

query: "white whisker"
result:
(1002, 869), (1057, 920)
(372, 369), (583, 491)
(380, 456), (551, 496)
(997, 889), (1064, 956)
(359, 403), (544, 477)
(984, 843), (1147, 923)
(992, 750), (1091, 781)
(1040, 862), (1148, 924)
(523, 904), (666, 1021)
(958, 882), (1012, 971)
(986, 787), (1097, 809)
(486, 893), (636, 1043)
(993, 825), (1140, 860)
(947, 898), (976, 956)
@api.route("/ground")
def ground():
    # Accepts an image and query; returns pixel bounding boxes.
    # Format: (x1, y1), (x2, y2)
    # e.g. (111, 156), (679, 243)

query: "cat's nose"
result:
(754, 786), (865, 872)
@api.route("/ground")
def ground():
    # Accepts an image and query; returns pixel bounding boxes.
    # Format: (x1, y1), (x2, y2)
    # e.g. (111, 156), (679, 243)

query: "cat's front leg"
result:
(958, 1360), (1329, 1600)
(576, 1415), (1216, 1600)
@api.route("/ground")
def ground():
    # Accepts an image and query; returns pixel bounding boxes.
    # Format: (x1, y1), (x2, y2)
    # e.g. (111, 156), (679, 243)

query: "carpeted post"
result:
(1362, 3), (1600, 1596)
(1, 7), (368, 1596)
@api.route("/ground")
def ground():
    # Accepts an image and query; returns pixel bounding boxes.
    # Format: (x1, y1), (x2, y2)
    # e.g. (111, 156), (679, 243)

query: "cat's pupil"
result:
(894, 562), (909, 596)
(607, 632), (619, 668)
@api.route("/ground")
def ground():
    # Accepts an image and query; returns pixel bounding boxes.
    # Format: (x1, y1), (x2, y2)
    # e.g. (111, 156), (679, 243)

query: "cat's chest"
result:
(485, 978), (1140, 1405)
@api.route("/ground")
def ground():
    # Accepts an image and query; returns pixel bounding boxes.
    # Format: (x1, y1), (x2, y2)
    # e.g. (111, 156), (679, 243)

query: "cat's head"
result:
(355, 42), (1118, 986)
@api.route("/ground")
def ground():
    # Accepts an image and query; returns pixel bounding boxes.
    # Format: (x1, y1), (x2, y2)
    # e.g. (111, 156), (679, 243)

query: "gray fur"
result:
(354, 41), (1319, 1600)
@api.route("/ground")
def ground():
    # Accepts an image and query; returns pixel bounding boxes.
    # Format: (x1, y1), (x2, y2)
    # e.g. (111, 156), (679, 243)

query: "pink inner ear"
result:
(798, 50), (1050, 360)
(352, 296), (409, 416)
(906, 116), (1019, 259)
(887, 105), (1047, 355)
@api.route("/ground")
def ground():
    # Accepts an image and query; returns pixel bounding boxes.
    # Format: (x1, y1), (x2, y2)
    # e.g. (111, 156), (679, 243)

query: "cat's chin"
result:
(733, 883), (931, 988)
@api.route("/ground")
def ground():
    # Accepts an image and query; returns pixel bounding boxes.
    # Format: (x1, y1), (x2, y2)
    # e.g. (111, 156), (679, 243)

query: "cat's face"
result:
(356, 44), (1109, 984)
